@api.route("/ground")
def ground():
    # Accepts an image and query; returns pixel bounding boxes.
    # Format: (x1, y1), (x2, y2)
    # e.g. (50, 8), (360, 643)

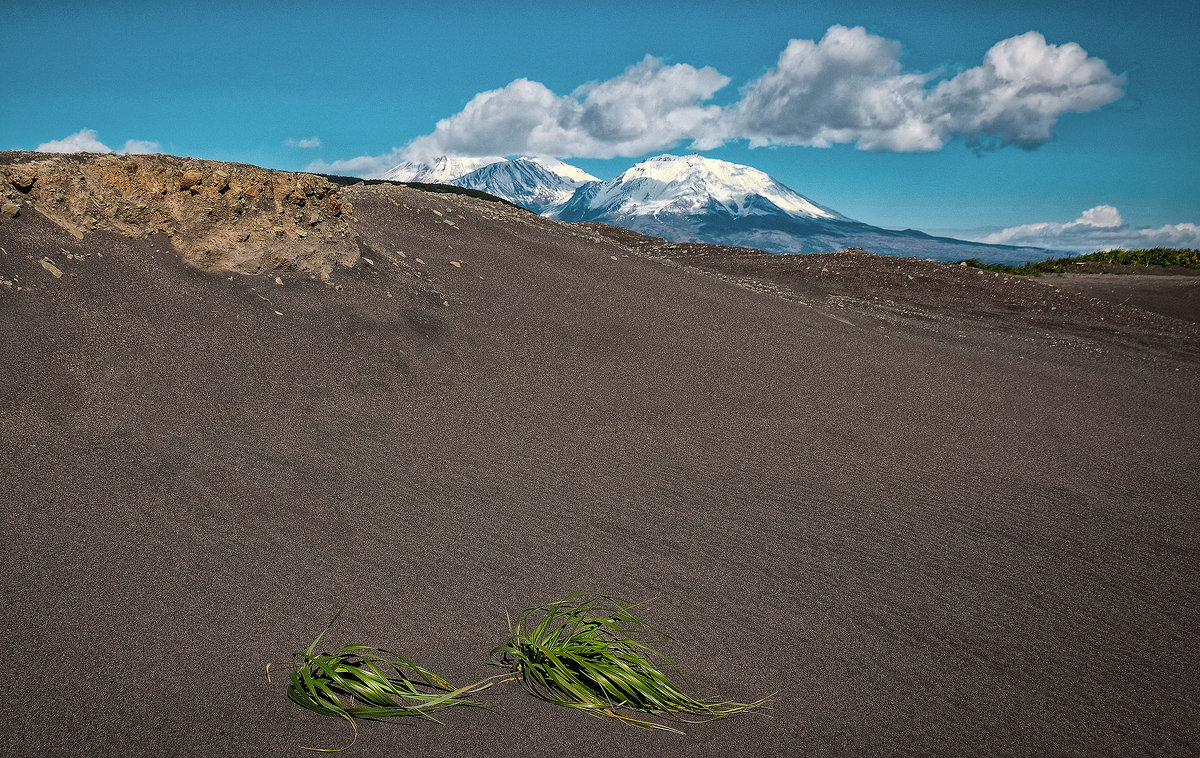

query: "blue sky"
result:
(3, 0), (1197, 249)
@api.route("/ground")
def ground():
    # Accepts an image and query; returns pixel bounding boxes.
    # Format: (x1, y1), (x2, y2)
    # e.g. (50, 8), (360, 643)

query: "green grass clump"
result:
(288, 608), (496, 751)
(958, 247), (1200, 277)
(491, 594), (769, 733)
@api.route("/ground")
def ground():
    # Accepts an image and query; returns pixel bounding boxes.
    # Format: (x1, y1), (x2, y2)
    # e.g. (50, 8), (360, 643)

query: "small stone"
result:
(1, 202), (19, 218)
(274, 276), (284, 286)
(296, 230), (308, 238)
(40, 258), (63, 278)
(361, 257), (375, 267)
(179, 170), (203, 190)
(450, 260), (461, 268)
(272, 226), (284, 237)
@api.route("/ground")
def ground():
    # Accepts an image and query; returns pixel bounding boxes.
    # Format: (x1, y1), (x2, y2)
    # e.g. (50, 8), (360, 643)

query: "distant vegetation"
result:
(312, 173), (524, 209)
(958, 248), (1200, 276)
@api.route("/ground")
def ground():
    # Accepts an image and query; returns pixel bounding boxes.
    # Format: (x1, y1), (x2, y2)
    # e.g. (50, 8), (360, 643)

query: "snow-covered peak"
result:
(528, 157), (600, 184)
(381, 156), (504, 183)
(592, 153), (844, 220)
(453, 157), (599, 214)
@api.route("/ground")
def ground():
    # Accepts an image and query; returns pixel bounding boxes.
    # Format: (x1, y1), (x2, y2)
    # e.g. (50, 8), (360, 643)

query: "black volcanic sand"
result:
(2, 184), (1198, 758)
(1042, 272), (1200, 324)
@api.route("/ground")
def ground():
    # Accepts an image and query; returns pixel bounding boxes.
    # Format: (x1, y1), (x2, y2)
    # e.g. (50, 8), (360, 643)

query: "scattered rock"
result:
(1, 202), (18, 218)
(450, 260), (462, 268)
(10, 173), (35, 192)
(179, 169), (203, 191)
(39, 258), (63, 278)
(274, 276), (284, 286)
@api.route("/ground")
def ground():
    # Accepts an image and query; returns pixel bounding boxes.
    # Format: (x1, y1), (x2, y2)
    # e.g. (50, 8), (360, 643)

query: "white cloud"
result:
(285, 136), (321, 149)
(36, 130), (161, 155)
(930, 32), (1126, 150)
(36, 129), (114, 154)
(403, 55), (729, 161)
(975, 206), (1200, 251)
(725, 25), (941, 151)
(317, 28), (1126, 175)
(727, 27), (1124, 152)
(121, 139), (160, 154)
(306, 149), (405, 178)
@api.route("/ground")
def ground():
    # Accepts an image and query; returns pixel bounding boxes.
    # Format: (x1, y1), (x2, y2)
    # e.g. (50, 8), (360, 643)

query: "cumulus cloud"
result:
(727, 27), (1124, 152)
(403, 55), (729, 161)
(121, 139), (160, 154)
(35, 129), (161, 155)
(974, 206), (1200, 251)
(319, 27), (1126, 175)
(306, 149), (405, 178)
(285, 136), (321, 149)
(36, 129), (114, 154)
(930, 32), (1126, 150)
(723, 25), (940, 151)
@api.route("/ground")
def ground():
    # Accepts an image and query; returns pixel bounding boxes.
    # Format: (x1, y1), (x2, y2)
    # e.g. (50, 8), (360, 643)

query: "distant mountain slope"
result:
(554, 154), (1050, 264)
(378, 153), (1050, 263)
(381, 156), (504, 183)
(552, 153), (844, 222)
(452, 157), (599, 215)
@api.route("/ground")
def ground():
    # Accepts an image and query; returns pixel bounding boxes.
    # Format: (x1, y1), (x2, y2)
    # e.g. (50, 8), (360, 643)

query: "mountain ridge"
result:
(387, 152), (1051, 264)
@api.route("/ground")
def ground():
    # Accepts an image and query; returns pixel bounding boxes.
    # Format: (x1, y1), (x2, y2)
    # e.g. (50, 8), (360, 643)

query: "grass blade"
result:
(491, 594), (770, 733)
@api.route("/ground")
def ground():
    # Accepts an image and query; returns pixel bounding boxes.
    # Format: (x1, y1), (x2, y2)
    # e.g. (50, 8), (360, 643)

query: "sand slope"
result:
(1, 168), (1198, 757)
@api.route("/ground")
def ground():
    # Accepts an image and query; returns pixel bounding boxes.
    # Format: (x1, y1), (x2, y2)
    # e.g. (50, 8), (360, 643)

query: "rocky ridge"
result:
(0, 152), (359, 275)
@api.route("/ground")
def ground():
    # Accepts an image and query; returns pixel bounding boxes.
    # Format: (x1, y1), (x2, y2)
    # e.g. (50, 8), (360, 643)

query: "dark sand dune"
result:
(2, 165), (1198, 757)
(1045, 271), (1199, 324)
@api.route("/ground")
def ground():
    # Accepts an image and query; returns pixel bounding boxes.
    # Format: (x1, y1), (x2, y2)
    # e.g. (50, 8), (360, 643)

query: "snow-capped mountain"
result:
(380, 156), (600, 215)
(554, 154), (1049, 264)
(379, 153), (1047, 263)
(553, 153), (843, 222)
(381, 156), (504, 184)
(453, 157), (599, 215)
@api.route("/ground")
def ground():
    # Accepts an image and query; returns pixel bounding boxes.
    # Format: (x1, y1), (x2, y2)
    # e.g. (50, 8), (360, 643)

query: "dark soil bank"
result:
(2, 168), (1198, 757)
